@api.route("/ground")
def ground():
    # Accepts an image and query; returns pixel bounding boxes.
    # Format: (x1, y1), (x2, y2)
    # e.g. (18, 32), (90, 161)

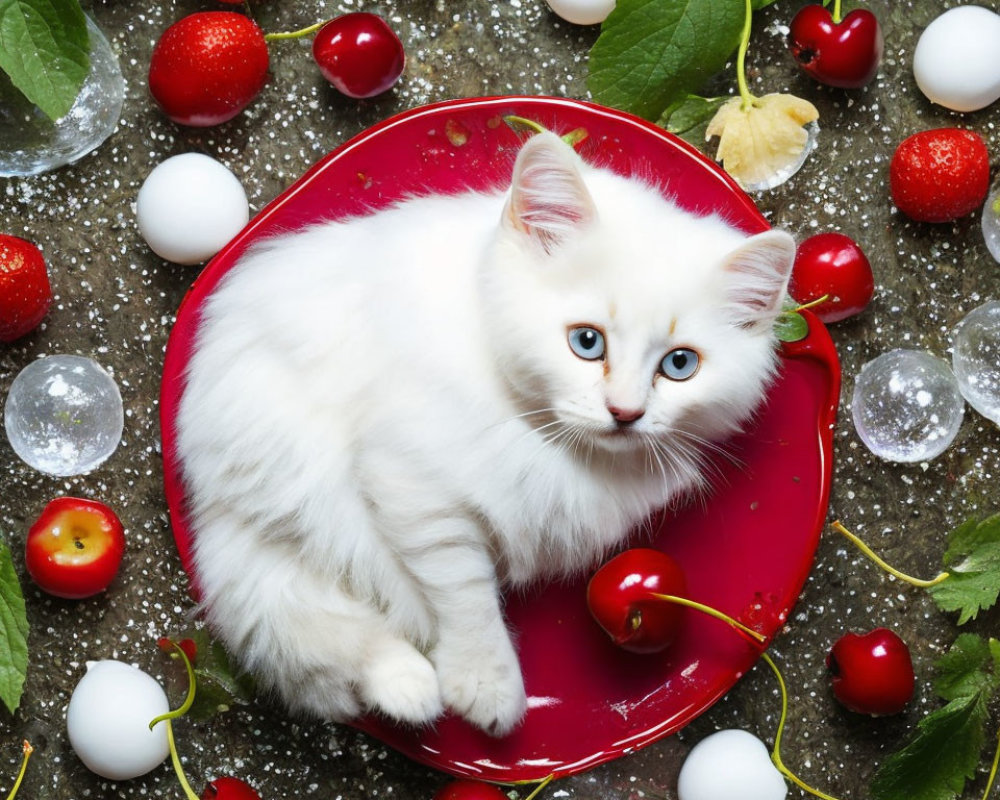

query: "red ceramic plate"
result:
(160, 97), (840, 784)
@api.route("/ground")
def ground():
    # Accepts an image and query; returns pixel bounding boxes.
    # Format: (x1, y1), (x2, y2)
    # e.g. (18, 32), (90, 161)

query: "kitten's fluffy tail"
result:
(192, 511), (444, 727)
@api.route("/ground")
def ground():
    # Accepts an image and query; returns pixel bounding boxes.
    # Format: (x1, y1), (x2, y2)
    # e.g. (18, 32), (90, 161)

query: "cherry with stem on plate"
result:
(151, 640), (262, 800)
(787, 0), (883, 88)
(789, 232), (874, 324)
(587, 548), (766, 652)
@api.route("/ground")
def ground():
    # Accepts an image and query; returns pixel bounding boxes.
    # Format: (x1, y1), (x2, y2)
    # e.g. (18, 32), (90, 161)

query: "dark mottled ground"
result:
(2, 1), (999, 798)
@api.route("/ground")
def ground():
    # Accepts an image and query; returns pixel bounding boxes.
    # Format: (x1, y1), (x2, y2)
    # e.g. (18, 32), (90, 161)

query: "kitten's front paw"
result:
(360, 638), (444, 726)
(434, 637), (527, 736)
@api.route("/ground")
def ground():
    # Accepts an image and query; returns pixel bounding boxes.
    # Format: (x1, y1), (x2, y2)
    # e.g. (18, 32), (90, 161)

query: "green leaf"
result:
(587, 0), (745, 121)
(0, 0), (90, 121)
(774, 310), (809, 342)
(177, 629), (254, 720)
(657, 94), (727, 147)
(929, 517), (1000, 623)
(870, 691), (989, 800)
(0, 540), (29, 714)
(942, 513), (1000, 566)
(933, 634), (1000, 702)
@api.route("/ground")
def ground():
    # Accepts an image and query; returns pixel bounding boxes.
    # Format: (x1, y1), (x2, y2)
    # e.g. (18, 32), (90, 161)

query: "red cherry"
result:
(149, 12), (269, 126)
(25, 497), (126, 600)
(789, 232), (874, 323)
(827, 628), (915, 715)
(787, 5), (883, 89)
(312, 13), (405, 98)
(0, 234), (51, 342)
(433, 779), (508, 800)
(586, 548), (687, 653)
(202, 776), (262, 800)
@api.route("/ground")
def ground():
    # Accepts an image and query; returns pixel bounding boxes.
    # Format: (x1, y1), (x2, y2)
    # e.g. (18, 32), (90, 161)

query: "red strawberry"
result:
(889, 128), (990, 223)
(149, 12), (269, 127)
(0, 234), (52, 342)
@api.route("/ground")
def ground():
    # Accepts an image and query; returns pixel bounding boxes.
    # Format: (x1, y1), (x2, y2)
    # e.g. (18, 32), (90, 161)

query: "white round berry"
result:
(545, 0), (616, 26)
(136, 152), (249, 265)
(66, 660), (171, 780)
(678, 729), (787, 800)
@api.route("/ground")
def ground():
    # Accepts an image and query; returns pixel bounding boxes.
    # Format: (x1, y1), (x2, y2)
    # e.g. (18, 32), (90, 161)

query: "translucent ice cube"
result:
(0, 18), (125, 177)
(952, 300), (1000, 425)
(851, 349), (965, 463)
(982, 188), (1000, 264)
(4, 355), (124, 476)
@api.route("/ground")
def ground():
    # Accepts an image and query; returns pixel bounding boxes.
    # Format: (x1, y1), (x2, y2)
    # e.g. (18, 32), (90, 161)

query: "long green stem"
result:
(4, 741), (32, 800)
(149, 640), (200, 800)
(736, 0), (755, 109)
(649, 593), (767, 644)
(165, 720), (201, 800)
(760, 653), (842, 800)
(831, 0), (843, 24)
(982, 726), (1000, 800)
(522, 774), (554, 800)
(831, 521), (950, 588)
(149, 642), (198, 729)
(264, 21), (326, 41)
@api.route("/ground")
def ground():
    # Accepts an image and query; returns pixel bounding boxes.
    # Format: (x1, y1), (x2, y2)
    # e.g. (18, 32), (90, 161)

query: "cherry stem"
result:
(164, 720), (201, 800)
(149, 640), (200, 800)
(264, 21), (326, 41)
(521, 774), (554, 800)
(4, 741), (32, 800)
(648, 593), (767, 645)
(793, 293), (831, 313)
(736, 0), (755, 109)
(830, 521), (950, 588)
(760, 652), (842, 800)
(981, 725), (1000, 800)
(831, 0), (842, 24)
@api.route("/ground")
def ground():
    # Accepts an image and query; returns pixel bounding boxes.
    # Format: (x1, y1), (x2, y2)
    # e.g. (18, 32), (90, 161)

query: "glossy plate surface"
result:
(160, 97), (841, 783)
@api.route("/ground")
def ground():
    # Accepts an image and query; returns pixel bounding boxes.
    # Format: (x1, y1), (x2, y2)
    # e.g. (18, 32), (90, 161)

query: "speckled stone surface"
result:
(1, 0), (999, 798)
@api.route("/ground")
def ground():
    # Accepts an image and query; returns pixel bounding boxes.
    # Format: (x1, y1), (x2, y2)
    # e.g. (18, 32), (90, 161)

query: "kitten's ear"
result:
(503, 131), (596, 253)
(721, 229), (796, 331)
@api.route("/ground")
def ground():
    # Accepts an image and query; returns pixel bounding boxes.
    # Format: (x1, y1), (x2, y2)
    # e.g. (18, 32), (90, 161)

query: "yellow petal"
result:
(706, 93), (820, 191)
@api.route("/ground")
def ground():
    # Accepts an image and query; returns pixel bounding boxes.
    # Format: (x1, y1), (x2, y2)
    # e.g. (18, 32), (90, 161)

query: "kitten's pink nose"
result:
(608, 405), (645, 424)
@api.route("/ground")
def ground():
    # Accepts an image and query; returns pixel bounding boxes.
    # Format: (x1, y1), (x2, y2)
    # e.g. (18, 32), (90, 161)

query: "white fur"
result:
(176, 132), (795, 735)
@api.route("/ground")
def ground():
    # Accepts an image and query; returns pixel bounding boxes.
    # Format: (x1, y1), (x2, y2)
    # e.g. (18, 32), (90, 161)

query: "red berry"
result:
(149, 12), (269, 127)
(890, 128), (990, 223)
(202, 776), (262, 800)
(587, 548), (687, 654)
(25, 497), (126, 600)
(433, 779), (508, 800)
(312, 13), (405, 99)
(788, 5), (883, 89)
(789, 232), (874, 323)
(827, 628), (914, 715)
(0, 234), (51, 342)
(157, 636), (198, 664)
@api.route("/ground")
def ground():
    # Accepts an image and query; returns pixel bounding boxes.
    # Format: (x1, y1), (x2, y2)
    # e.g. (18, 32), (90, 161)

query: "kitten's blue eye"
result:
(568, 327), (606, 360)
(661, 348), (700, 381)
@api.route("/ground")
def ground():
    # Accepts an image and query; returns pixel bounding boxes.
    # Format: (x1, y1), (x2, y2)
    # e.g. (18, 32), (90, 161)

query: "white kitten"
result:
(176, 132), (795, 736)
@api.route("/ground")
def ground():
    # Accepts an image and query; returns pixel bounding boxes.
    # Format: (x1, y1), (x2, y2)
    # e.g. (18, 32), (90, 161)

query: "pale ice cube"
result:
(982, 188), (1000, 263)
(952, 300), (1000, 425)
(851, 349), (965, 463)
(4, 355), (124, 476)
(0, 17), (125, 177)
